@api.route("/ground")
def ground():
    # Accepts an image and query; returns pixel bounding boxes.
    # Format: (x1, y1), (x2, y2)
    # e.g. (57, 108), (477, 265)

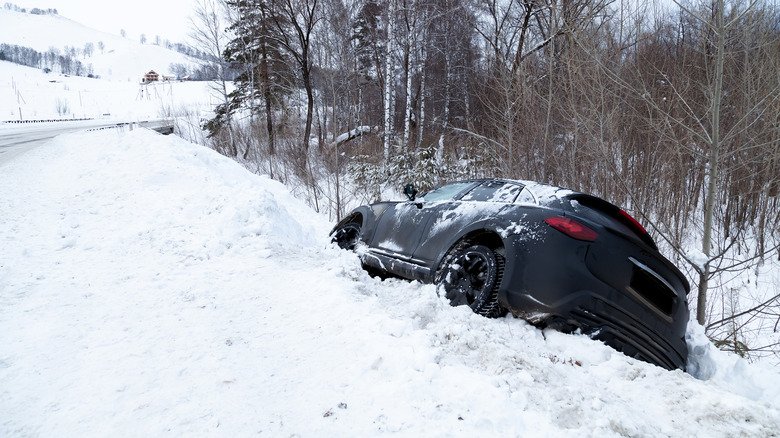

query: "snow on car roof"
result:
(474, 178), (578, 206)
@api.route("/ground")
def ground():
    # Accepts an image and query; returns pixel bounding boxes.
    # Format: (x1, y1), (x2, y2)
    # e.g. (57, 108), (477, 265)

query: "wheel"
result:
(331, 222), (362, 250)
(435, 244), (506, 318)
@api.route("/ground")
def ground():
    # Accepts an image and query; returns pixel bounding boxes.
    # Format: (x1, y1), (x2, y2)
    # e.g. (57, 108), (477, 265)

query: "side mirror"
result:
(403, 183), (418, 201)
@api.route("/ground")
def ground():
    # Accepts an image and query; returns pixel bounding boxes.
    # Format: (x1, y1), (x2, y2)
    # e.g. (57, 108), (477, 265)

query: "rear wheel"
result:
(331, 222), (361, 250)
(436, 244), (505, 318)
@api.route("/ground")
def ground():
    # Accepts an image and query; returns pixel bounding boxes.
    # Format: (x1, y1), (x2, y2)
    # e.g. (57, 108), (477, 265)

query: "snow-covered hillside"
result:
(0, 8), (198, 81)
(1, 129), (779, 436)
(0, 7), (218, 123)
(0, 60), (219, 122)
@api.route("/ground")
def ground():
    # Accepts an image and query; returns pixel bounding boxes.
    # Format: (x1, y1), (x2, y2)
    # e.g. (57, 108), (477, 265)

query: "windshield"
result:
(419, 182), (475, 202)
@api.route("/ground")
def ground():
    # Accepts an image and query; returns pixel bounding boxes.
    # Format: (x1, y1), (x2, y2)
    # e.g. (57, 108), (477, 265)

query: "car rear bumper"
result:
(552, 292), (687, 370)
(500, 232), (689, 370)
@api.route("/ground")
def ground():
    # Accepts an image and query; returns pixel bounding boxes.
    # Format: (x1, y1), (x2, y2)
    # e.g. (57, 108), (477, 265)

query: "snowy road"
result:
(0, 120), (174, 165)
(0, 121), (119, 165)
(1, 129), (779, 437)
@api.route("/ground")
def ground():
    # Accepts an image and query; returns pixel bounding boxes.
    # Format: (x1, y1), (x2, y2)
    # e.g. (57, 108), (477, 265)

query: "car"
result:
(330, 178), (690, 370)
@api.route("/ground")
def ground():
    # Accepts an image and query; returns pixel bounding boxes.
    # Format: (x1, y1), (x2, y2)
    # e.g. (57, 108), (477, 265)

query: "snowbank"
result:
(1, 129), (779, 436)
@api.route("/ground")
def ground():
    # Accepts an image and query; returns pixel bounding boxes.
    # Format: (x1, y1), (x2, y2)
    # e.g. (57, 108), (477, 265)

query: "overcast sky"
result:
(11, 0), (198, 42)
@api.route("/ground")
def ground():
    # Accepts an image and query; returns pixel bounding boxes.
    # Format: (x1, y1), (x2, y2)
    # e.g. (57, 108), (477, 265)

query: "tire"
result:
(435, 244), (506, 318)
(331, 222), (362, 250)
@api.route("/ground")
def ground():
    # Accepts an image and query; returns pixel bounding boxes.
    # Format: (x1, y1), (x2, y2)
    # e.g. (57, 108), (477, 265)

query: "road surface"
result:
(0, 120), (173, 166)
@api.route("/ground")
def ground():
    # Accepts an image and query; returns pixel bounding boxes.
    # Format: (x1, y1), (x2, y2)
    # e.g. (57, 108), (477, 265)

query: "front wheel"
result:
(330, 222), (362, 250)
(435, 244), (506, 318)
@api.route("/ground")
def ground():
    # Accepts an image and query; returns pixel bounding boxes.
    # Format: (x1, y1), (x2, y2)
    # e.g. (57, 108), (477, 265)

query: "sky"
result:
(9, 0), (199, 43)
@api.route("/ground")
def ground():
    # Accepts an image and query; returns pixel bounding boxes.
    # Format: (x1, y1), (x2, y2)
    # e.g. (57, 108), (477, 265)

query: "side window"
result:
(461, 181), (522, 203)
(419, 182), (475, 202)
(515, 187), (536, 204)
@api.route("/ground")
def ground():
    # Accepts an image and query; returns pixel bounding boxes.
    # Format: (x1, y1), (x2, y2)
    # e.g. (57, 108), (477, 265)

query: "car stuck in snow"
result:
(331, 178), (690, 370)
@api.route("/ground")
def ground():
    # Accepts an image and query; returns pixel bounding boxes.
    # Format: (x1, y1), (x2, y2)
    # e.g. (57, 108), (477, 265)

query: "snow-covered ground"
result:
(2, 128), (779, 436)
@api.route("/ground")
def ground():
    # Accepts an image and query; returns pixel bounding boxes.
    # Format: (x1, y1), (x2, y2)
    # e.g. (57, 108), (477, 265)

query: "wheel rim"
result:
(333, 223), (360, 250)
(446, 249), (491, 306)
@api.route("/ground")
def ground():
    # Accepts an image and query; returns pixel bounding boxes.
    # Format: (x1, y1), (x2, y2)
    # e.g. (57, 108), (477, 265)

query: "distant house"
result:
(142, 70), (159, 83)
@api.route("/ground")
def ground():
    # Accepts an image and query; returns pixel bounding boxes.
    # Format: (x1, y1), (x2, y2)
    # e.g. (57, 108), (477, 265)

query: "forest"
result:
(189, 0), (780, 361)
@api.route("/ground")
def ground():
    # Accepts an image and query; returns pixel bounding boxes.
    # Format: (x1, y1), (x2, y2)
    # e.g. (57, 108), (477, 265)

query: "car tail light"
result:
(545, 217), (598, 242)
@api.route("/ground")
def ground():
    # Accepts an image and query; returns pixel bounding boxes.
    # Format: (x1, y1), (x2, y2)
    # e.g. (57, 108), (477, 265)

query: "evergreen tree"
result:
(210, 0), (294, 157)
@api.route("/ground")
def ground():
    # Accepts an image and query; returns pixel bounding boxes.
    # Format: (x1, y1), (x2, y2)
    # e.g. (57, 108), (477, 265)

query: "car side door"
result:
(368, 202), (433, 257)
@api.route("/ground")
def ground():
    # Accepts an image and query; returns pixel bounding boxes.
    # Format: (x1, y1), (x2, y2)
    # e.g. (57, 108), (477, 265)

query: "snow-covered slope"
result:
(0, 8), (197, 81)
(1, 129), (779, 436)
(0, 60), (215, 121)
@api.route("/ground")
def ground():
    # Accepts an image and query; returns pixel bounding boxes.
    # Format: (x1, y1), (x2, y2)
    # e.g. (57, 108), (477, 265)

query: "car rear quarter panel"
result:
(499, 222), (592, 311)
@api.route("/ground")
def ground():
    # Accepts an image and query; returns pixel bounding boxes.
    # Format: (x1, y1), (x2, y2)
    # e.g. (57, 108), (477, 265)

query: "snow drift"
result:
(1, 129), (779, 436)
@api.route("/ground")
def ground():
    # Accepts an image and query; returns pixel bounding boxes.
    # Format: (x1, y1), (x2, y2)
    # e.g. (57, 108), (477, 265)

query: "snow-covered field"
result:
(2, 128), (780, 436)
(1, 60), (216, 122)
(0, 8), (198, 82)
(1, 7), (215, 123)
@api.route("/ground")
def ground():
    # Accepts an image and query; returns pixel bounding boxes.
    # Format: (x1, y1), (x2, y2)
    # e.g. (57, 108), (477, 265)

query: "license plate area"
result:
(626, 257), (676, 320)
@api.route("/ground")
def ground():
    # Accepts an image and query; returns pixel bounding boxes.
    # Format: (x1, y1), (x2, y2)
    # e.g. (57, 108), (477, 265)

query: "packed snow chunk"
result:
(684, 247), (709, 273)
(334, 126), (373, 145)
(686, 322), (719, 380)
(687, 322), (780, 403)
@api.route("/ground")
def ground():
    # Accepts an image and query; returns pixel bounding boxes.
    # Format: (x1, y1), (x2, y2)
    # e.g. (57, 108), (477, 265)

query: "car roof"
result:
(456, 178), (579, 206)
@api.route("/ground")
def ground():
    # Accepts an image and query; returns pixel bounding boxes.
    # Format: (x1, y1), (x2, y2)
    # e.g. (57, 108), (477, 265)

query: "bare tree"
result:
(578, 0), (780, 357)
(629, 0), (779, 326)
(190, 0), (235, 150)
(83, 42), (94, 58)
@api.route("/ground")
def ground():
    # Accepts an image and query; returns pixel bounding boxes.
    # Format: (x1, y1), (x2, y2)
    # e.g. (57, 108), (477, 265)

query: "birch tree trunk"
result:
(439, 30), (451, 156)
(402, 0), (420, 153)
(383, 0), (397, 167)
(417, 40), (427, 150)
